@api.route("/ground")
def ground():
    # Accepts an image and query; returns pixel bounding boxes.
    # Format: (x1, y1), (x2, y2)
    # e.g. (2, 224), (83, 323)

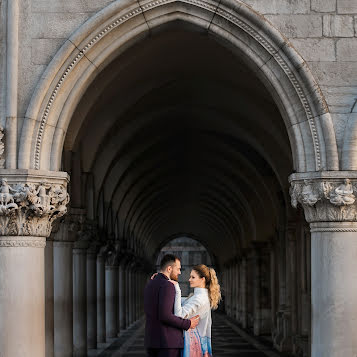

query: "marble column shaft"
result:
(45, 241), (54, 357)
(97, 254), (106, 343)
(0, 236), (46, 357)
(53, 241), (73, 357)
(87, 250), (97, 349)
(73, 247), (87, 356)
(105, 265), (118, 339)
(119, 265), (126, 331)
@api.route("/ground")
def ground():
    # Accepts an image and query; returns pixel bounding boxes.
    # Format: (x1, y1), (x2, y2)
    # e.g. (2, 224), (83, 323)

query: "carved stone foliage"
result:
(0, 178), (69, 237)
(289, 177), (357, 223)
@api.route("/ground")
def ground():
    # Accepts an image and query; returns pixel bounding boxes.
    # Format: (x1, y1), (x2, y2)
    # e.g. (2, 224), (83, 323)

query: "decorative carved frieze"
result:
(289, 173), (357, 223)
(0, 171), (69, 237)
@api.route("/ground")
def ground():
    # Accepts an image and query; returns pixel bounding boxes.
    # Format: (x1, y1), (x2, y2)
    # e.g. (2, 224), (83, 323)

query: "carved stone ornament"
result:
(0, 171), (69, 237)
(289, 173), (357, 223)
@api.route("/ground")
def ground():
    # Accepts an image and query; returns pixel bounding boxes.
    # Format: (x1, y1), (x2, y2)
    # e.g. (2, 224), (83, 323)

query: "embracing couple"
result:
(144, 254), (221, 357)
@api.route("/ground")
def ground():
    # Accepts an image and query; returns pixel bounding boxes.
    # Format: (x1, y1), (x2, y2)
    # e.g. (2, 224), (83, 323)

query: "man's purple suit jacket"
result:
(144, 273), (191, 349)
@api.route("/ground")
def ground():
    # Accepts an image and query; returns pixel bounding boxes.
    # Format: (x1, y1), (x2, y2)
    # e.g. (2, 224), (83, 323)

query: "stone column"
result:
(53, 238), (73, 357)
(239, 257), (248, 328)
(45, 239), (54, 357)
(128, 268), (133, 325)
(290, 172), (357, 357)
(252, 242), (271, 336)
(97, 248), (106, 343)
(51, 215), (76, 357)
(73, 236), (89, 357)
(0, 171), (69, 357)
(87, 243), (98, 349)
(119, 263), (126, 331)
(125, 266), (130, 328)
(105, 265), (118, 339)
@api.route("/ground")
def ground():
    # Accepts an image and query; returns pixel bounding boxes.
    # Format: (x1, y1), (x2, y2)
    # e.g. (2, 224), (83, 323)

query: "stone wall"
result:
(0, 0), (354, 163)
(242, 0), (357, 162)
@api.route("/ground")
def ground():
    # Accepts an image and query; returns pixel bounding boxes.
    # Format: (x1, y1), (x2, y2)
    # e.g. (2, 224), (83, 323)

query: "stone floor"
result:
(97, 313), (289, 357)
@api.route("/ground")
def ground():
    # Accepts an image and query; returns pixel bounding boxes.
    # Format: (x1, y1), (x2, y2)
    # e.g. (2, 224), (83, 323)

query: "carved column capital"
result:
(289, 172), (357, 223)
(0, 170), (69, 237)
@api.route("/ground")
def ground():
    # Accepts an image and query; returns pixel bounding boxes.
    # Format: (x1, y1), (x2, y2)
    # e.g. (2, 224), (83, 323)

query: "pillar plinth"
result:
(290, 172), (357, 357)
(0, 171), (69, 357)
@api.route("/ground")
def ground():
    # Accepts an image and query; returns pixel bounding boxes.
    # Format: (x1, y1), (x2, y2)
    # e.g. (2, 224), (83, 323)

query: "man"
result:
(144, 254), (200, 357)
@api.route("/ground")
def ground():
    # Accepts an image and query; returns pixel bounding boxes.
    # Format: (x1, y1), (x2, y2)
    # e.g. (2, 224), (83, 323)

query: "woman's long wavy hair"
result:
(192, 264), (221, 310)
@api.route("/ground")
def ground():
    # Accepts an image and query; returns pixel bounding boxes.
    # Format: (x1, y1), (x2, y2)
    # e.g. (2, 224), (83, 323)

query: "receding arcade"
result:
(1, 2), (356, 357)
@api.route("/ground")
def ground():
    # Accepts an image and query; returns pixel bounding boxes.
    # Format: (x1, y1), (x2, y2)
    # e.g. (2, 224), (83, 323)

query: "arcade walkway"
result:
(96, 313), (287, 357)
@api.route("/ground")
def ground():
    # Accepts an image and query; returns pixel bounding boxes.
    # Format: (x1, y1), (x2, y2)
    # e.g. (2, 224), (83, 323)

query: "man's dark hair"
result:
(160, 254), (179, 271)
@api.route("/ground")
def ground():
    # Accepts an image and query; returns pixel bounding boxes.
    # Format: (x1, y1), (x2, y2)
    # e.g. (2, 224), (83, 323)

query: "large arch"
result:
(19, 0), (338, 173)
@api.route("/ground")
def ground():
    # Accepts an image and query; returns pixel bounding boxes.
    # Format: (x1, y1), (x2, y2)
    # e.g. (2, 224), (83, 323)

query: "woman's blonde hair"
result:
(192, 264), (221, 310)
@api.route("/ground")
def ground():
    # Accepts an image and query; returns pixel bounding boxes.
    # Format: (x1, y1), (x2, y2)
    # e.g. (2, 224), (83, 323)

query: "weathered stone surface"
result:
(337, 0), (357, 14)
(241, 0), (310, 14)
(265, 15), (322, 38)
(31, 39), (65, 66)
(323, 15), (354, 37)
(32, 0), (116, 13)
(31, 12), (93, 39)
(311, 0), (336, 13)
(308, 61), (357, 86)
(291, 38), (336, 61)
(321, 86), (357, 113)
(337, 38), (357, 61)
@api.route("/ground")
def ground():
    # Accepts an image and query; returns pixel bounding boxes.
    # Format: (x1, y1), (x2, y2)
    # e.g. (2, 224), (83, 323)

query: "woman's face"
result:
(189, 269), (205, 288)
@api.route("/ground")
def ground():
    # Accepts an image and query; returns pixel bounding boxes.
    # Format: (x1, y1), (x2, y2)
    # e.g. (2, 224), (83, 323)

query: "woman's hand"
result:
(150, 273), (158, 280)
(169, 279), (178, 285)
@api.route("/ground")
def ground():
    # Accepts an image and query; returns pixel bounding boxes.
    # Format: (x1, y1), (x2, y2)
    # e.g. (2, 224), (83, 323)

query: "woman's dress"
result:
(173, 284), (212, 357)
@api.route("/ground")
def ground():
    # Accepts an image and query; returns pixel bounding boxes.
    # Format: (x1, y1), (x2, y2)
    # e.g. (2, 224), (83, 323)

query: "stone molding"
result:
(0, 170), (69, 237)
(289, 172), (357, 223)
(0, 236), (46, 248)
(27, 0), (338, 172)
(310, 222), (357, 233)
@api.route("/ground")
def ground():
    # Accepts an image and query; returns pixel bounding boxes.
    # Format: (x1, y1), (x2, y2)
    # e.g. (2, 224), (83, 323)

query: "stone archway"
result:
(2, 2), (357, 357)
(18, 0), (338, 172)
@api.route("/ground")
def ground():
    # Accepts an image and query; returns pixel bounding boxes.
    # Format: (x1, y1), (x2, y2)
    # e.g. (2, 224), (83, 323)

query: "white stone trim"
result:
(0, 236), (46, 248)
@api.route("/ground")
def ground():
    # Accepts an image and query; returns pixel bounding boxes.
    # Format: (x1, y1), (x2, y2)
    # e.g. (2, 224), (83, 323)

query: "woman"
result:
(169, 264), (221, 357)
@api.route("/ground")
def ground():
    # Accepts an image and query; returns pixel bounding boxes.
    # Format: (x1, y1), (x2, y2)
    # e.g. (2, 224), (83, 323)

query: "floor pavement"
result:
(97, 313), (289, 357)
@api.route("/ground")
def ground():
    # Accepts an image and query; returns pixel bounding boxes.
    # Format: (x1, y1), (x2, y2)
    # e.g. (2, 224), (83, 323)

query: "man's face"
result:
(169, 259), (181, 281)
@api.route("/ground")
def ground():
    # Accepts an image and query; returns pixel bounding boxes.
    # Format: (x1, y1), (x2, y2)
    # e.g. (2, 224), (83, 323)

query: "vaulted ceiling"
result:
(64, 24), (294, 265)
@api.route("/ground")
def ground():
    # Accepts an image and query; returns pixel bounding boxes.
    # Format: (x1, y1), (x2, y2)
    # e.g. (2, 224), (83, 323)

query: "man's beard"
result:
(170, 272), (179, 281)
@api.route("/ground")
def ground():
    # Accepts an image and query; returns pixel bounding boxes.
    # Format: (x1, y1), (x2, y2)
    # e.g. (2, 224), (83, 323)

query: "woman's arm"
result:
(173, 284), (201, 318)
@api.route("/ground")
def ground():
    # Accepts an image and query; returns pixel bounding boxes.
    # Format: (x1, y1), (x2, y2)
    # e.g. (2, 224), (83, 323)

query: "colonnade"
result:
(222, 219), (311, 357)
(44, 213), (148, 357)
